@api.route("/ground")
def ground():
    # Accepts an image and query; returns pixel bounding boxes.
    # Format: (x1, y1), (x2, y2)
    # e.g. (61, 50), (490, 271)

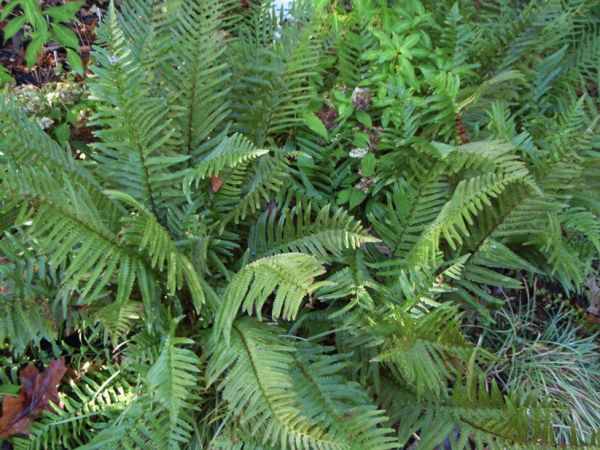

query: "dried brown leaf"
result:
(0, 357), (67, 439)
(210, 175), (223, 193)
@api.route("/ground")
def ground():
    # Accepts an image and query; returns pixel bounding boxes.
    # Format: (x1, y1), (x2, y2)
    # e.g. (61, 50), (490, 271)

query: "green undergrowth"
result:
(0, 0), (599, 448)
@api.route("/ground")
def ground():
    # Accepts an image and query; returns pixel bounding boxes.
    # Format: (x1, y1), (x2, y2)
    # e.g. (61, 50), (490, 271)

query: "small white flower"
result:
(108, 55), (118, 65)
(349, 147), (369, 159)
(45, 92), (59, 105)
(351, 87), (366, 102)
(37, 117), (54, 129)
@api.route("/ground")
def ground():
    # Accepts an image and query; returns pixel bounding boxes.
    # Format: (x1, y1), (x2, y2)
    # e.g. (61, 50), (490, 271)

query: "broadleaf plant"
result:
(1, 0), (84, 72)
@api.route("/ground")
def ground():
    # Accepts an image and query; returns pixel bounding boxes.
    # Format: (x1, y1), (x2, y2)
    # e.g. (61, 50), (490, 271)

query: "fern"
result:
(206, 318), (397, 450)
(382, 376), (556, 450)
(146, 320), (201, 447)
(1, 0), (598, 448)
(214, 253), (327, 343)
(90, 4), (186, 216)
(249, 201), (379, 259)
(371, 303), (478, 399)
(207, 318), (340, 449)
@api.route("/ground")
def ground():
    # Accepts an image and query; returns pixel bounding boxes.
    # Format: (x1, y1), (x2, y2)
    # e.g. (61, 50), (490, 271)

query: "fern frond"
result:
(0, 233), (60, 353)
(382, 376), (556, 450)
(214, 253), (326, 343)
(185, 133), (268, 191)
(2, 165), (139, 305)
(169, 0), (233, 162)
(96, 300), (141, 346)
(412, 171), (529, 261)
(249, 201), (378, 259)
(371, 303), (476, 399)
(214, 151), (292, 225)
(368, 162), (449, 259)
(207, 318), (374, 450)
(230, 2), (326, 144)
(90, 4), (186, 215)
(112, 192), (205, 310)
(146, 320), (201, 448)
(292, 343), (398, 449)
(0, 92), (123, 225)
(117, 0), (180, 74)
(12, 363), (137, 450)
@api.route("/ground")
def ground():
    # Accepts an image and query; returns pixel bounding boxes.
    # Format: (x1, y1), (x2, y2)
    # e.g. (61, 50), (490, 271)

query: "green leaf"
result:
(338, 102), (353, 118)
(0, 384), (20, 396)
(44, 1), (83, 22)
(65, 48), (84, 75)
(0, 0), (20, 20)
(378, 49), (397, 62)
(51, 23), (79, 49)
(3, 16), (27, 42)
(349, 188), (367, 209)
(332, 90), (348, 103)
(337, 188), (351, 205)
(25, 34), (45, 67)
(303, 111), (329, 139)
(399, 56), (419, 90)
(0, 65), (13, 85)
(54, 123), (70, 146)
(354, 132), (371, 148)
(401, 33), (421, 52)
(428, 142), (456, 159)
(373, 30), (394, 48)
(382, 109), (391, 128)
(356, 110), (372, 127)
(296, 154), (314, 168)
(361, 152), (376, 177)
(21, 0), (45, 31)
(361, 49), (381, 61)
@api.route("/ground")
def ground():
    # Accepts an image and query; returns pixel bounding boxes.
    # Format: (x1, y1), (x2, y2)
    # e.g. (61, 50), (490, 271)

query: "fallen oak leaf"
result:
(0, 357), (67, 439)
(0, 389), (29, 439)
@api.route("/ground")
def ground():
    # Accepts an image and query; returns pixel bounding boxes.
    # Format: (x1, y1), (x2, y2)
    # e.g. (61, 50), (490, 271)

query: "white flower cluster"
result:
(349, 147), (369, 159)
(36, 117), (55, 129)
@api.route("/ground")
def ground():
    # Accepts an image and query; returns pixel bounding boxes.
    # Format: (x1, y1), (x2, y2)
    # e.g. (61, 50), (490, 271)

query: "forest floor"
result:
(0, 0), (107, 85)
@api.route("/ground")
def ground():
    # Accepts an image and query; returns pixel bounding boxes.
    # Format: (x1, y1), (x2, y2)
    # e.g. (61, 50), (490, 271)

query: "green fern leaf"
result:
(214, 253), (327, 343)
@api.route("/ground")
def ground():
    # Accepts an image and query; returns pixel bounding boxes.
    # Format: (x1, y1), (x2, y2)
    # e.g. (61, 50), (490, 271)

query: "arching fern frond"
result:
(207, 318), (386, 450)
(291, 343), (398, 450)
(214, 253), (326, 343)
(382, 376), (556, 450)
(249, 201), (378, 260)
(0, 92), (122, 225)
(2, 165), (139, 305)
(370, 303), (477, 399)
(184, 133), (268, 192)
(411, 171), (529, 262)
